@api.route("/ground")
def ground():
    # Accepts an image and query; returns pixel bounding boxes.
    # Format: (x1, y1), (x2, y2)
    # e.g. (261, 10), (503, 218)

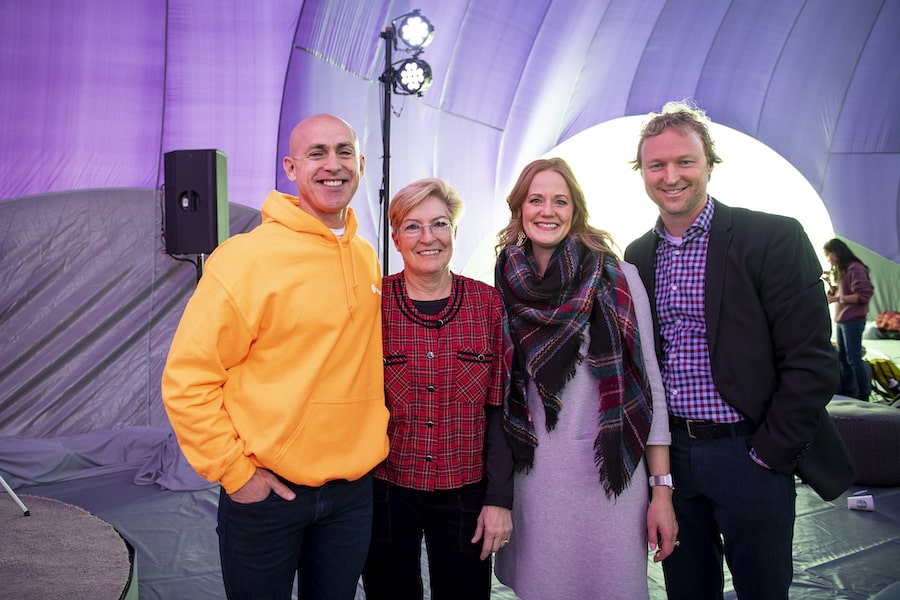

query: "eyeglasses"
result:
(397, 219), (454, 238)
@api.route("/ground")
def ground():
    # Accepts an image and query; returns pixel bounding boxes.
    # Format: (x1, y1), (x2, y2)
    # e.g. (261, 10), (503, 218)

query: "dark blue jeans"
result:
(837, 318), (871, 399)
(217, 472), (373, 600)
(362, 478), (491, 600)
(662, 427), (796, 600)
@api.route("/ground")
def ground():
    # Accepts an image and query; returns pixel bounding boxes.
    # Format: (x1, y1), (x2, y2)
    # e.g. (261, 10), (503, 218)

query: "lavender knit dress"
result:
(494, 262), (670, 600)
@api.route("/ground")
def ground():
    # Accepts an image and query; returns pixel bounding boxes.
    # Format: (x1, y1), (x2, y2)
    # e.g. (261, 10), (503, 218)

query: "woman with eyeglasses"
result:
(362, 177), (514, 600)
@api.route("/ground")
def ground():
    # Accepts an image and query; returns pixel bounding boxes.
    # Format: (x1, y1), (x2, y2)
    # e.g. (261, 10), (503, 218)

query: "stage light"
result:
(393, 58), (433, 95)
(393, 10), (434, 52)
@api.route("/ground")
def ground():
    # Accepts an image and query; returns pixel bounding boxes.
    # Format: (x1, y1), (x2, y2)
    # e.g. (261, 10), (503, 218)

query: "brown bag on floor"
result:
(875, 310), (900, 339)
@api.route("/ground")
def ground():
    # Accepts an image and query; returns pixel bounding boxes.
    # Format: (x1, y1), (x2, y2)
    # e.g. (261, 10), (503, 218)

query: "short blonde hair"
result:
(388, 177), (465, 229)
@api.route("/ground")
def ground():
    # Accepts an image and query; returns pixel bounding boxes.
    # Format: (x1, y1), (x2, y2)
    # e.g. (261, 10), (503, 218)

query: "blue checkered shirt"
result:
(653, 199), (744, 423)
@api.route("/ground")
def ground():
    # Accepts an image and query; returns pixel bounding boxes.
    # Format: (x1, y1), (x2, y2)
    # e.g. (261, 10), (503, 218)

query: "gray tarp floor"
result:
(14, 471), (900, 599)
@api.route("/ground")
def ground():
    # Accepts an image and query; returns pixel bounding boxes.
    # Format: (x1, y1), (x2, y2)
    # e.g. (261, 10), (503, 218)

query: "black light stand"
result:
(379, 27), (394, 276)
(377, 10), (434, 276)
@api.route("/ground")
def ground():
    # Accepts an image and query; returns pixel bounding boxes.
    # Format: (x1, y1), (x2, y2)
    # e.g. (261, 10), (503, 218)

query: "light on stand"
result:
(395, 11), (434, 50)
(393, 58), (433, 95)
(378, 10), (435, 275)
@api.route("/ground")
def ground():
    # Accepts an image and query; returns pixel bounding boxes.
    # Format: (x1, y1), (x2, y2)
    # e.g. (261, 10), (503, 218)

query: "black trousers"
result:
(662, 427), (796, 599)
(362, 478), (491, 600)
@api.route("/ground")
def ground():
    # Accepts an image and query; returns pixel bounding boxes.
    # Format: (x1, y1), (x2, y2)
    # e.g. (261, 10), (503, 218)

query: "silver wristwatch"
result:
(649, 474), (674, 489)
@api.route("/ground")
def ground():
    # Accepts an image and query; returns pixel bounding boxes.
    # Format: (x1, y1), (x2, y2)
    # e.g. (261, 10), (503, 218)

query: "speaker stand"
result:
(166, 252), (205, 285)
(195, 253), (205, 283)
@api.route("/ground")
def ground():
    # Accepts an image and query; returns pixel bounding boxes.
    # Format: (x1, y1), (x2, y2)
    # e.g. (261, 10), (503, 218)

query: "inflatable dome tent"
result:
(1, 1), (899, 597)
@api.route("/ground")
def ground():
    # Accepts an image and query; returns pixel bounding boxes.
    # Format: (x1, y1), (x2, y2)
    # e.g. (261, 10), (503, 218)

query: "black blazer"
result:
(625, 199), (856, 499)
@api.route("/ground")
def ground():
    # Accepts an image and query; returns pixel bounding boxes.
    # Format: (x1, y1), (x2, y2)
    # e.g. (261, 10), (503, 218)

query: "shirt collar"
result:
(652, 196), (715, 242)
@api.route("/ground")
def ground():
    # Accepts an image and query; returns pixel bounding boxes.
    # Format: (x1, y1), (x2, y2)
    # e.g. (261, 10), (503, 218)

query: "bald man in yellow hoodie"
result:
(162, 114), (389, 600)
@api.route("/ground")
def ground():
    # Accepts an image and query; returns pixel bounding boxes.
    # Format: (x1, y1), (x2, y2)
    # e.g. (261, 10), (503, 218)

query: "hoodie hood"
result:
(260, 190), (359, 240)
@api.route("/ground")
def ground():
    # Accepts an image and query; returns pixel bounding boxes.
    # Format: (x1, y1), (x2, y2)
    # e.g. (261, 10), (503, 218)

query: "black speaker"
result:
(164, 149), (229, 255)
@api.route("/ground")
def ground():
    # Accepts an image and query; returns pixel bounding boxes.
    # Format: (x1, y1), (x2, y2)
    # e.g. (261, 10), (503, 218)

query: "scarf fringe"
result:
(593, 421), (643, 498)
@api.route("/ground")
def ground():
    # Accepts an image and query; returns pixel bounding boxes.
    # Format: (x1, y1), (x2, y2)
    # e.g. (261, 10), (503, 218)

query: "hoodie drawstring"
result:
(338, 234), (358, 315)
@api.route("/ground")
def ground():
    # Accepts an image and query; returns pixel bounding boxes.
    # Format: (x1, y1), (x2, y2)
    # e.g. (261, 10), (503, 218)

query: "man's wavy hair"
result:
(631, 100), (723, 172)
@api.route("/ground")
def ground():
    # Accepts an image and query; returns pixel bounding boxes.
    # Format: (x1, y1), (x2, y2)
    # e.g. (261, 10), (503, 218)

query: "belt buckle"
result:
(685, 419), (700, 439)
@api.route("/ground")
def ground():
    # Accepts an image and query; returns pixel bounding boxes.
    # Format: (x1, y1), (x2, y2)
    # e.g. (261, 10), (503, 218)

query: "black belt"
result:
(670, 415), (755, 439)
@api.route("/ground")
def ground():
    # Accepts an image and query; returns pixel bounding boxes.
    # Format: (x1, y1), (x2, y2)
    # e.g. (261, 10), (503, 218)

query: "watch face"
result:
(650, 474), (673, 487)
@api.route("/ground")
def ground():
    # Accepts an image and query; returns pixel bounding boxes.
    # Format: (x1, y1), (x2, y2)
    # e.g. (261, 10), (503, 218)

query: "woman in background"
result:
(493, 158), (677, 599)
(363, 177), (513, 600)
(824, 238), (875, 400)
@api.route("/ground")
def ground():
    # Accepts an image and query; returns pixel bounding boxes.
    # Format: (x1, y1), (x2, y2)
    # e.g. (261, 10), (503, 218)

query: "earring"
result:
(516, 231), (527, 247)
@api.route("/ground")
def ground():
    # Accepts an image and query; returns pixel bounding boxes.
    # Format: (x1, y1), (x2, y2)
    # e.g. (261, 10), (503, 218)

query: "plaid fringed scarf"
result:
(496, 236), (652, 498)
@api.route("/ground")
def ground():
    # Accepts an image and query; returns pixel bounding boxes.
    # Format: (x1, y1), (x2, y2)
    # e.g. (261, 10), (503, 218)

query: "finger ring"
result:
(501, 539), (510, 545)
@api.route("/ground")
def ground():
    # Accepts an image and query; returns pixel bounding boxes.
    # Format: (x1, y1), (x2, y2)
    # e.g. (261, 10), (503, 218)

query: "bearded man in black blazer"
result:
(624, 101), (855, 600)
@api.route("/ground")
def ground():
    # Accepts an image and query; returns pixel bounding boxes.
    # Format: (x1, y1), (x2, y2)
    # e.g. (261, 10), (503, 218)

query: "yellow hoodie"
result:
(161, 191), (388, 493)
